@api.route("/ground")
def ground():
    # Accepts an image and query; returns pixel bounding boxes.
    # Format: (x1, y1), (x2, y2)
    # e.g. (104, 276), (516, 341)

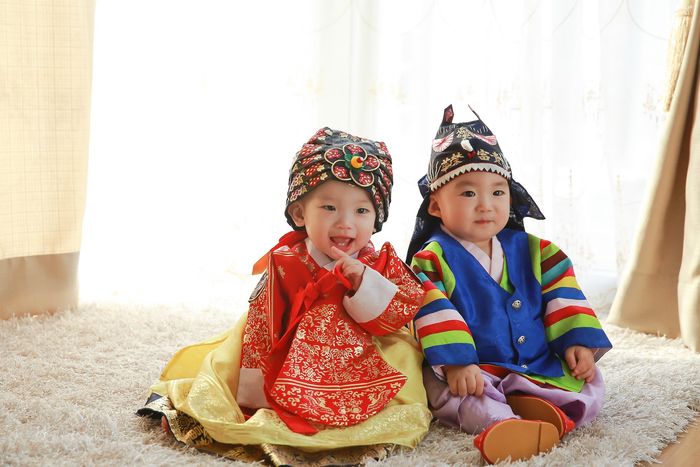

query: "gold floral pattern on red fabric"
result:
(239, 237), (424, 428)
(269, 303), (406, 426)
(241, 281), (271, 369)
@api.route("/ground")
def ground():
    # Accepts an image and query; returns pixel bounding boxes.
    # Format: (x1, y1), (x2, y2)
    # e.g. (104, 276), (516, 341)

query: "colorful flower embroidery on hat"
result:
(324, 144), (380, 188)
(285, 128), (393, 232)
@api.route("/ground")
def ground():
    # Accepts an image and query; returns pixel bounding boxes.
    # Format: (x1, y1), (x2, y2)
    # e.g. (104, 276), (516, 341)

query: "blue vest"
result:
(430, 228), (564, 377)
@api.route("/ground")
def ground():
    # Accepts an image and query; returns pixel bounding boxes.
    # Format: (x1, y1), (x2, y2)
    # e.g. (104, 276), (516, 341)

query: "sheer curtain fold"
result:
(78, 2), (675, 309)
(0, 0), (95, 319)
(609, 0), (700, 351)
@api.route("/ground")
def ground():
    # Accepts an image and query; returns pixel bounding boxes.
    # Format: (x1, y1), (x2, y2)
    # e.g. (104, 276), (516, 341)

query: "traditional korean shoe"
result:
(473, 419), (559, 464)
(506, 394), (575, 438)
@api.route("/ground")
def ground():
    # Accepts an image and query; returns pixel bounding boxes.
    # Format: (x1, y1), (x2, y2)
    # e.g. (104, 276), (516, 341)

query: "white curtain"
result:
(81, 0), (676, 309)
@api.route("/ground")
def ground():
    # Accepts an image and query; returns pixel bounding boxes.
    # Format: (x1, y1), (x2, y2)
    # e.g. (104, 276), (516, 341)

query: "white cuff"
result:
(343, 267), (398, 323)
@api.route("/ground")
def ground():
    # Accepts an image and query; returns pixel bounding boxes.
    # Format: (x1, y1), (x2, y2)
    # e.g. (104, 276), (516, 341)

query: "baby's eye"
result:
(460, 191), (476, 197)
(357, 207), (370, 214)
(493, 190), (506, 196)
(321, 205), (336, 211)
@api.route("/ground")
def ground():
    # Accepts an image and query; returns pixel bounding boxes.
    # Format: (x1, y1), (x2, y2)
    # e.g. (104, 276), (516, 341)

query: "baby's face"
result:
(428, 171), (510, 251)
(288, 180), (376, 258)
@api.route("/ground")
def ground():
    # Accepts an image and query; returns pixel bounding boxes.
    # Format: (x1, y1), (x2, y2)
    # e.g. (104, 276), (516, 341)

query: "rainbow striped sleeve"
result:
(410, 242), (479, 367)
(532, 236), (612, 360)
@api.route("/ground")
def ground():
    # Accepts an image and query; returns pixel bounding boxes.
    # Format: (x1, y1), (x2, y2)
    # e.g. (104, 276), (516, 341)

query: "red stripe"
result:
(418, 320), (471, 339)
(544, 306), (597, 327)
(542, 266), (575, 290)
(542, 249), (567, 274)
(414, 250), (444, 281)
(424, 271), (442, 283)
(539, 238), (552, 250)
(418, 278), (438, 291)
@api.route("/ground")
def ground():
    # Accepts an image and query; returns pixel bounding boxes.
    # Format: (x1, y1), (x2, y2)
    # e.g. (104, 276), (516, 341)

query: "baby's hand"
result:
(330, 246), (366, 291)
(443, 364), (484, 397)
(565, 345), (596, 382)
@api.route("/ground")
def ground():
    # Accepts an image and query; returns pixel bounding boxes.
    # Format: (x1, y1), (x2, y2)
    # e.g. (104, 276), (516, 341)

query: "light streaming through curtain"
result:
(80, 0), (676, 310)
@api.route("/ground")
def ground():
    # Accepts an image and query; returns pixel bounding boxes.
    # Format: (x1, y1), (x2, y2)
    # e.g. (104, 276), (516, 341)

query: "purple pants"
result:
(423, 366), (605, 434)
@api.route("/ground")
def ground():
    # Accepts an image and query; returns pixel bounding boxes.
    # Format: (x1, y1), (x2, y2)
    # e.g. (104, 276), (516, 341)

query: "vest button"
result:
(521, 364), (528, 369)
(517, 335), (526, 345)
(512, 299), (522, 310)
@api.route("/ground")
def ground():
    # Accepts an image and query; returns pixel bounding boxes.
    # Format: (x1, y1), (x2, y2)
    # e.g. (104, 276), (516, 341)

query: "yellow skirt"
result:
(145, 312), (432, 455)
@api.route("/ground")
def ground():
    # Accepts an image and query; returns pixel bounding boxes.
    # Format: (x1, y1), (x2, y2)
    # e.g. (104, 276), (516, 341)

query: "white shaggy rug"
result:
(2, 296), (700, 466)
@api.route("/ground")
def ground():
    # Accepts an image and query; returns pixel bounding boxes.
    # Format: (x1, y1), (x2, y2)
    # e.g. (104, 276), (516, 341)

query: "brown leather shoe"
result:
(474, 419), (559, 464)
(506, 394), (575, 438)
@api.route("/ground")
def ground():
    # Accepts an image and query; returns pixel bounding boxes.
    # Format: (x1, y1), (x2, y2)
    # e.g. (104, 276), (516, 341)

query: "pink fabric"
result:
(423, 366), (605, 434)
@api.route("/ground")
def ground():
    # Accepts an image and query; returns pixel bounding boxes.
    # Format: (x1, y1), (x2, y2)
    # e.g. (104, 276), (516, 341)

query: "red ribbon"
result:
(251, 230), (308, 275)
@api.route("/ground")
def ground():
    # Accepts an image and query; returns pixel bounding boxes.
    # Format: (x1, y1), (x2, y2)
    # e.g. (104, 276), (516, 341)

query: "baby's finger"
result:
(466, 375), (476, 396)
(329, 246), (349, 260)
(332, 263), (354, 289)
(448, 378), (458, 396)
(458, 378), (468, 397)
(474, 376), (484, 397)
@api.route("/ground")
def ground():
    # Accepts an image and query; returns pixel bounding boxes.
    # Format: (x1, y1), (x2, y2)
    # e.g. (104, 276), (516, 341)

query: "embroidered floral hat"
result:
(406, 105), (544, 261)
(285, 127), (393, 232)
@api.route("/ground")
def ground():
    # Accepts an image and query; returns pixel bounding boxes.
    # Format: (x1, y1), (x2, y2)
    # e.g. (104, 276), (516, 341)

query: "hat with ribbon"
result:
(406, 105), (544, 261)
(286, 127), (393, 232)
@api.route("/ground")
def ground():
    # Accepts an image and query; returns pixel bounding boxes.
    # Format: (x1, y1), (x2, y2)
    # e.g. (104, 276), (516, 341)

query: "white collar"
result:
(305, 238), (359, 271)
(441, 225), (504, 282)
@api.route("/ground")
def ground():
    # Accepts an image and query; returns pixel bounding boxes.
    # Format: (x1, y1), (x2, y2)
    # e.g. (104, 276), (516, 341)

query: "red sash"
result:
(253, 233), (406, 434)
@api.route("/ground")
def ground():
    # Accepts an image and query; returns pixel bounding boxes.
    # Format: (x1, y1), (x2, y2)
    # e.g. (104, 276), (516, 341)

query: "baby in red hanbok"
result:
(138, 128), (431, 464)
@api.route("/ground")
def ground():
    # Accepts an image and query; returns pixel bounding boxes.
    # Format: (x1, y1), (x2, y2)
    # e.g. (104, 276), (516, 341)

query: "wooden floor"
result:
(643, 416), (700, 466)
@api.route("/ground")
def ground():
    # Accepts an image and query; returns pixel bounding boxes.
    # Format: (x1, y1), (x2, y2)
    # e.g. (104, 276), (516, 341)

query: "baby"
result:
(407, 105), (613, 463)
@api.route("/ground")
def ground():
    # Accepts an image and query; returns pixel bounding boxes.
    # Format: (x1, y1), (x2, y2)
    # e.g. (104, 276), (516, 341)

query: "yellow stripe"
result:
(425, 288), (447, 303)
(543, 276), (580, 294)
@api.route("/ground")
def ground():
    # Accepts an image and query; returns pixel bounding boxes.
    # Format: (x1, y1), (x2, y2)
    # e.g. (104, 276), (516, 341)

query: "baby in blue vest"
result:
(406, 105), (613, 463)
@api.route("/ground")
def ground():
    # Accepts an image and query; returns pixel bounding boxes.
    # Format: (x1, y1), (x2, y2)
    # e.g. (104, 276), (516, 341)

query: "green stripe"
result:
(421, 330), (475, 349)
(546, 314), (602, 341)
(528, 234), (542, 284)
(541, 242), (560, 262)
(424, 242), (456, 297)
(412, 256), (437, 273)
(523, 358), (585, 392)
(500, 256), (513, 293)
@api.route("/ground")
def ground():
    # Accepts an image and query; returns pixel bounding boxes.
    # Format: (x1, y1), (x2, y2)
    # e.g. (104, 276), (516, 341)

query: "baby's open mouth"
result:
(331, 237), (353, 249)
